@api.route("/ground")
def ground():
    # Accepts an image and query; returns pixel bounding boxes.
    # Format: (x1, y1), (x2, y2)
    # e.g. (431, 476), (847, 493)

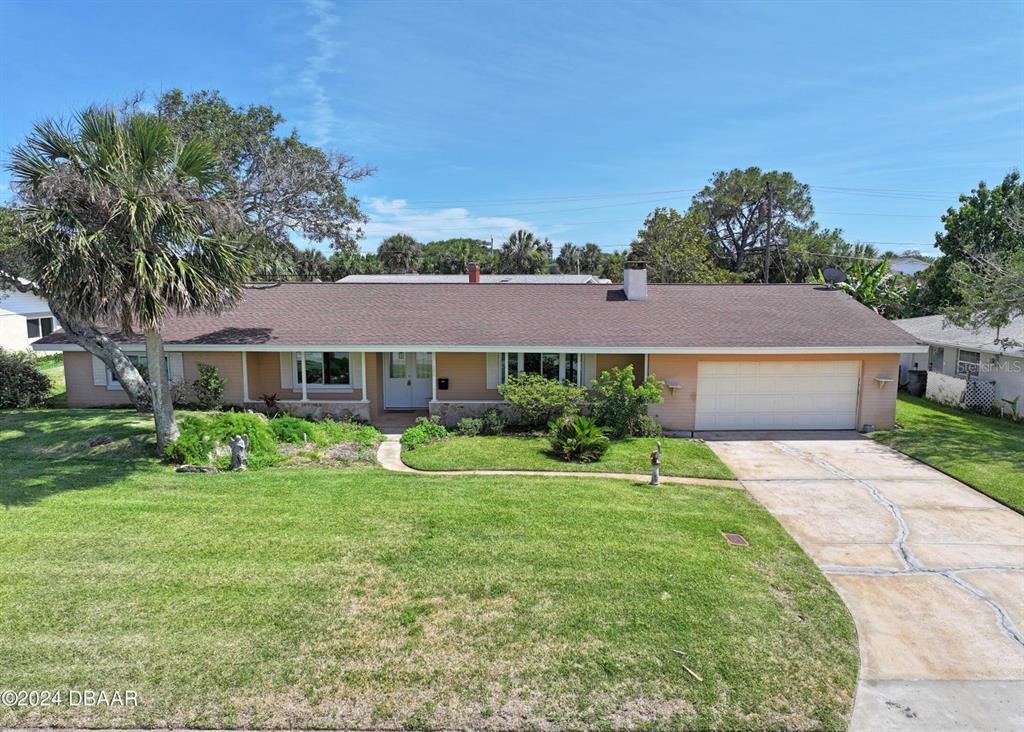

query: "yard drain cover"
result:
(723, 532), (749, 547)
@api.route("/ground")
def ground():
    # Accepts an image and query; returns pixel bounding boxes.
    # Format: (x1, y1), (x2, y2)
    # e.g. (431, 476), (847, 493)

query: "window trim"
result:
(26, 315), (55, 340)
(294, 351), (353, 390)
(499, 352), (582, 385)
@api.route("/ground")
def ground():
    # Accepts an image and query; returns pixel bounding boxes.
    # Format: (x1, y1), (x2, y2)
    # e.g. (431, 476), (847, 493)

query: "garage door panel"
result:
(695, 360), (860, 430)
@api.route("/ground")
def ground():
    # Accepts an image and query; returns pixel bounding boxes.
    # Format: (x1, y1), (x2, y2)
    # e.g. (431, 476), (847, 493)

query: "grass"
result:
(0, 409), (856, 730)
(37, 353), (67, 408)
(871, 394), (1024, 513)
(402, 434), (736, 480)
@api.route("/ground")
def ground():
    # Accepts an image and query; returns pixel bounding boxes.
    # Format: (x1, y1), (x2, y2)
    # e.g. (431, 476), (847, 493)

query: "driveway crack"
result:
(770, 441), (1024, 650)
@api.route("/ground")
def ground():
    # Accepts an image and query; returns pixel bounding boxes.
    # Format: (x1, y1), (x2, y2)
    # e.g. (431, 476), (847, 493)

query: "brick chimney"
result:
(468, 262), (481, 284)
(623, 261), (647, 301)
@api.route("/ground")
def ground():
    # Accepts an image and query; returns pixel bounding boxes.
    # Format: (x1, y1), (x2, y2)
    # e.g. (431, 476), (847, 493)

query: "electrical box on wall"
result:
(437, 378), (449, 390)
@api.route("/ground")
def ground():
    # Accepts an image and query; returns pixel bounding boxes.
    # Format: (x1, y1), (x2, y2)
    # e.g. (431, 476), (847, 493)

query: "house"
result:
(33, 265), (924, 432)
(896, 314), (1024, 411)
(0, 282), (58, 351)
(886, 255), (931, 276)
(339, 273), (611, 284)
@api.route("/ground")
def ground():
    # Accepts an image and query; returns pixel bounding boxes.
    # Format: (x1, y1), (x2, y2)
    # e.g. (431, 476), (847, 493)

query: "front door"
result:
(384, 352), (433, 409)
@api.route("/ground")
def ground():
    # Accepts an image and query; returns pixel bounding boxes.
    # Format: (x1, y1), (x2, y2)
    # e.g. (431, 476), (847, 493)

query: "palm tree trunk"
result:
(50, 306), (151, 411)
(144, 327), (179, 451)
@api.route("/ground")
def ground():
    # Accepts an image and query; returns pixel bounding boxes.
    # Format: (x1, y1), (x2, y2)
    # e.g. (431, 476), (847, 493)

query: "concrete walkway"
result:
(702, 432), (1024, 732)
(375, 435), (742, 488)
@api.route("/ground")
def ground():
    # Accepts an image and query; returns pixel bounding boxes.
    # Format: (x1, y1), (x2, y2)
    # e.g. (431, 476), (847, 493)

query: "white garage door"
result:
(695, 360), (860, 430)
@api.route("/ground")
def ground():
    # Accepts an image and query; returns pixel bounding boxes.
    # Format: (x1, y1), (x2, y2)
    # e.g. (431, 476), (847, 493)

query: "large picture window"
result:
(295, 351), (351, 386)
(499, 352), (581, 385)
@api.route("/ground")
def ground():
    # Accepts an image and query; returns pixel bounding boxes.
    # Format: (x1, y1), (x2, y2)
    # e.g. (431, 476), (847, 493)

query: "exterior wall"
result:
(648, 352), (901, 432)
(64, 351), (133, 407)
(595, 353), (645, 382)
(0, 314), (31, 352)
(434, 352), (501, 401)
(186, 352), (245, 405)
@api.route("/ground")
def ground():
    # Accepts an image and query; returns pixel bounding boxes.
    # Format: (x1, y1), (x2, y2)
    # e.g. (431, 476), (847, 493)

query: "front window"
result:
(296, 351), (350, 386)
(500, 352), (582, 385)
(26, 316), (55, 339)
(956, 349), (981, 378)
(108, 354), (149, 386)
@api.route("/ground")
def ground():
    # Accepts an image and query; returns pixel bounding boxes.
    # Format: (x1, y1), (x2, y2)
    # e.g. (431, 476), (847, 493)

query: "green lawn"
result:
(402, 435), (736, 480)
(0, 409), (856, 730)
(38, 354), (67, 407)
(872, 394), (1024, 513)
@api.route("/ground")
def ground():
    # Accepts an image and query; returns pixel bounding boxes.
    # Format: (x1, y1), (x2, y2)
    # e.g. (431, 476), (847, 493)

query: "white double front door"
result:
(384, 352), (433, 409)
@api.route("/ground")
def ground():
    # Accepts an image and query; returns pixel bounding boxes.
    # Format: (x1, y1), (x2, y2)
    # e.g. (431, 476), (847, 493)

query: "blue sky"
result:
(1, 0), (1021, 255)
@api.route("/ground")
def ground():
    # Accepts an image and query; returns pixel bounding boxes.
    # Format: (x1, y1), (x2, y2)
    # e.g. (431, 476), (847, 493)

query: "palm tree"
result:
(556, 242), (581, 274)
(10, 108), (249, 449)
(499, 230), (548, 274)
(293, 247), (329, 280)
(377, 234), (421, 272)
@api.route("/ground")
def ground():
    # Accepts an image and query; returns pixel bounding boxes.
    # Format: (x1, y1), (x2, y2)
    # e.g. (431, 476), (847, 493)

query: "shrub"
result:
(164, 412), (276, 467)
(315, 418), (383, 446)
(270, 414), (315, 444)
(401, 416), (449, 450)
(634, 414), (663, 437)
(480, 408), (507, 435)
(590, 365), (665, 438)
(498, 373), (586, 429)
(454, 417), (483, 436)
(193, 362), (227, 410)
(0, 348), (51, 408)
(547, 415), (609, 462)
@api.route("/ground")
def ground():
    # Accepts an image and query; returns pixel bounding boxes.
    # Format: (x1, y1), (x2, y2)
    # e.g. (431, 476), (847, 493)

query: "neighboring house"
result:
(339, 273), (612, 284)
(896, 314), (1024, 411)
(34, 266), (923, 432)
(0, 282), (58, 351)
(886, 256), (931, 276)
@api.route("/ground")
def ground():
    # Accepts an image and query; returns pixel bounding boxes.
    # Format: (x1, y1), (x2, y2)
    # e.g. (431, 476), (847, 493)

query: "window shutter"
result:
(349, 352), (361, 389)
(582, 354), (598, 386)
(486, 352), (500, 390)
(167, 353), (184, 383)
(91, 355), (107, 386)
(280, 352), (293, 389)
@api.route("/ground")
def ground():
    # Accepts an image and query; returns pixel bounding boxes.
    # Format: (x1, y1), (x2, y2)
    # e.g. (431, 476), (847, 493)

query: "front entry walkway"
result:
(703, 432), (1024, 732)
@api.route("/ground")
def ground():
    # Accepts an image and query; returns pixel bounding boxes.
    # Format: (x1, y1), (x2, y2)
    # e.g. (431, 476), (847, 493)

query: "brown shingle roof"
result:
(35, 282), (922, 351)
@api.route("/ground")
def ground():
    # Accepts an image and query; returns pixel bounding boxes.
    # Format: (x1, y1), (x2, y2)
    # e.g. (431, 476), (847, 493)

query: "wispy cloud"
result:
(300, 0), (341, 146)
(362, 198), (534, 249)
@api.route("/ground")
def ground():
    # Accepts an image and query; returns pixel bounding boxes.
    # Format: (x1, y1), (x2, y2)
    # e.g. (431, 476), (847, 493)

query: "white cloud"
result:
(300, 0), (341, 146)
(362, 198), (534, 249)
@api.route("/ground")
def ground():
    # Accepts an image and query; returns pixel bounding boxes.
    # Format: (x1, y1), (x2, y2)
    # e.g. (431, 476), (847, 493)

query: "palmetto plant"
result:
(9, 108), (250, 449)
(547, 415), (610, 463)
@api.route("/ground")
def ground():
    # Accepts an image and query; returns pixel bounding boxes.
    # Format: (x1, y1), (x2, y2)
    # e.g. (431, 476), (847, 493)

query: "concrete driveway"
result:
(703, 432), (1024, 732)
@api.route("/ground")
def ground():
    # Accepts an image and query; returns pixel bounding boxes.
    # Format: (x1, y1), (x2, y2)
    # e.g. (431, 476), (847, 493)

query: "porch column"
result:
(300, 351), (308, 402)
(644, 353), (650, 380)
(431, 352), (437, 402)
(360, 351), (367, 399)
(241, 351), (249, 402)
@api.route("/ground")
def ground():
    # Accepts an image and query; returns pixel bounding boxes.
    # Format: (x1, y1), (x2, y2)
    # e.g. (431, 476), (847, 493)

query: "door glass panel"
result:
(389, 353), (406, 379)
(415, 352), (432, 378)
(523, 352), (541, 373)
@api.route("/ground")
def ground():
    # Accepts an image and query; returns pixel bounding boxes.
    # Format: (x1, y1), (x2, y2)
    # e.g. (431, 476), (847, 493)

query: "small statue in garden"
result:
(650, 440), (662, 486)
(229, 434), (249, 471)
